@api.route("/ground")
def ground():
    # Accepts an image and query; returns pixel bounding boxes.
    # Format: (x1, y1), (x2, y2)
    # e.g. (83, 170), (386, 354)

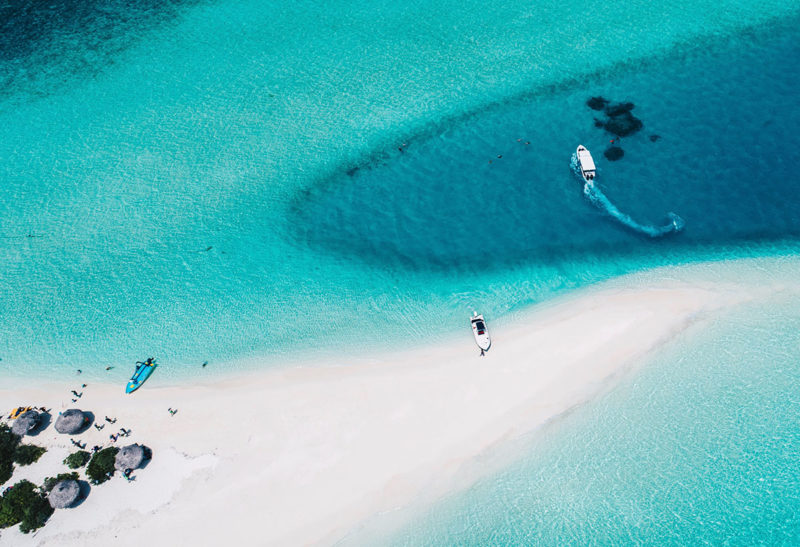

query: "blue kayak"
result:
(126, 358), (158, 394)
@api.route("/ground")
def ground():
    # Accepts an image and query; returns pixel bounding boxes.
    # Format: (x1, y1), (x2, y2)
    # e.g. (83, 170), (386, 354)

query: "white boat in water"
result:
(576, 145), (596, 183)
(470, 312), (491, 352)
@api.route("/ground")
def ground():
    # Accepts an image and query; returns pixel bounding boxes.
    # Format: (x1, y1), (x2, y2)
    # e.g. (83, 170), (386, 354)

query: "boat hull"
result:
(471, 314), (491, 351)
(125, 363), (157, 394)
(576, 145), (596, 183)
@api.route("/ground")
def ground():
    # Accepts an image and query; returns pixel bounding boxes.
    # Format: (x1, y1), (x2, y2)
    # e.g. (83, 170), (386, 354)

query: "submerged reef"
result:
(604, 102), (635, 117)
(602, 103), (643, 137)
(587, 97), (645, 138)
(604, 146), (625, 161)
(586, 97), (654, 161)
(586, 96), (609, 110)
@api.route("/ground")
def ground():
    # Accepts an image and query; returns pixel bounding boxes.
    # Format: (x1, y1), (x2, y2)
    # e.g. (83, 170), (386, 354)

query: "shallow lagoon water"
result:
(2, 1), (799, 379)
(385, 294), (800, 545)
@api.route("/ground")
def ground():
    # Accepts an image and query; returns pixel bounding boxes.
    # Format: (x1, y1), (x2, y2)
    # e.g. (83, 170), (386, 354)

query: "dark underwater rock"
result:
(603, 111), (643, 137)
(604, 102), (635, 117)
(587, 96), (609, 110)
(346, 166), (359, 176)
(593, 118), (604, 128)
(604, 146), (625, 161)
(649, 134), (661, 142)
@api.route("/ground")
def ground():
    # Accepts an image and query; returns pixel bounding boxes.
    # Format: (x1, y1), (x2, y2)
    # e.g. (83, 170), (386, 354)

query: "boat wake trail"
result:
(571, 154), (684, 238)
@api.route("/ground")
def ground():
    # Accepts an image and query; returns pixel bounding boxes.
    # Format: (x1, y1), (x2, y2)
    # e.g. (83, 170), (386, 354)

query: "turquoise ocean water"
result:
(385, 294), (800, 545)
(1, 0), (799, 380)
(2, 1), (800, 542)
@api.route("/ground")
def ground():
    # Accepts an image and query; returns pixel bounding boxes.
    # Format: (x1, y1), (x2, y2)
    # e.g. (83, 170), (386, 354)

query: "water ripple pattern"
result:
(571, 153), (685, 237)
(383, 295), (800, 545)
(0, 0), (798, 377)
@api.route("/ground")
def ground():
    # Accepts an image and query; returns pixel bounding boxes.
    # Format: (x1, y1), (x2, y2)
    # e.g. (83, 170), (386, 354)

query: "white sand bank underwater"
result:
(1, 257), (798, 546)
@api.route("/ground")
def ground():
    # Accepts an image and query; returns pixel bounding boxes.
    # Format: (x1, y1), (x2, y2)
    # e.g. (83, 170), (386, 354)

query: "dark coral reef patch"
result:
(604, 146), (625, 161)
(586, 96), (609, 111)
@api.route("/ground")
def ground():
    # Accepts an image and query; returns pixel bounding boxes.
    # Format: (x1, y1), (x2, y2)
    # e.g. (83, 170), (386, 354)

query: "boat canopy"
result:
(578, 148), (596, 171)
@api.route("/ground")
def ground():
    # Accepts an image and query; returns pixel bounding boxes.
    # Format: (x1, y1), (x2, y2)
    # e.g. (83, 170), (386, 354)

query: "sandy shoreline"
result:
(1, 259), (797, 546)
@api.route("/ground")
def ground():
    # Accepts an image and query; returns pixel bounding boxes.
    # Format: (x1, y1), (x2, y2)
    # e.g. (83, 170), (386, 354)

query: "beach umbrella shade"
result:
(11, 410), (40, 436)
(55, 409), (87, 434)
(115, 444), (146, 471)
(48, 480), (81, 509)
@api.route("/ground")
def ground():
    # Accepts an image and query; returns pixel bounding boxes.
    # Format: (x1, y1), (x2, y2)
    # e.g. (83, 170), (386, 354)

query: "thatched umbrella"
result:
(11, 410), (40, 436)
(55, 409), (87, 434)
(115, 444), (146, 471)
(48, 480), (80, 509)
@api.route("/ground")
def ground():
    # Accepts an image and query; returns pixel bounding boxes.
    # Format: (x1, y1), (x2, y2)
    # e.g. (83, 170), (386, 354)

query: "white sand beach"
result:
(1, 259), (796, 546)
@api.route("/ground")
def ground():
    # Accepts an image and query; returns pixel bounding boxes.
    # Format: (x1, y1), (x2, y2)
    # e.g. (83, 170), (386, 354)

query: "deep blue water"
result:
(296, 20), (800, 271)
(0, 0), (199, 100)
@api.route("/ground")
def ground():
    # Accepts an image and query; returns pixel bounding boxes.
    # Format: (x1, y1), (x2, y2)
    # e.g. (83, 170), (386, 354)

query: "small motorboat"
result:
(576, 145), (596, 183)
(126, 358), (158, 394)
(470, 312), (491, 352)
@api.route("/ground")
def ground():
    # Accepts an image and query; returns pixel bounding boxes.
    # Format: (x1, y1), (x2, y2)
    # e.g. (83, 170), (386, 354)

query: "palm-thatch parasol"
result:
(11, 410), (40, 436)
(115, 444), (146, 471)
(48, 480), (81, 509)
(55, 409), (88, 434)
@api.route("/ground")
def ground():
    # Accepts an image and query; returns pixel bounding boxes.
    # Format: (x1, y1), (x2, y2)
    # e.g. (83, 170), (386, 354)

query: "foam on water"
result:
(583, 182), (685, 237)
(570, 152), (684, 237)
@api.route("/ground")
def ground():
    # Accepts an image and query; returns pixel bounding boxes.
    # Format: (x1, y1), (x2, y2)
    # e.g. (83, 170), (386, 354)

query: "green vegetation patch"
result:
(42, 472), (80, 492)
(0, 479), (53, 533)
(13, 444), (46, 466)
(64, 450), (91, 469)
(86, 447), (118, 485)
(0, 425), (21, 485)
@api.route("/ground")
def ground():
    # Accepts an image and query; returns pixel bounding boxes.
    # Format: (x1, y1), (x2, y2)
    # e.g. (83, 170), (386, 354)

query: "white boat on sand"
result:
(576, 145), (596, 183)
(471, 312), (491, 352)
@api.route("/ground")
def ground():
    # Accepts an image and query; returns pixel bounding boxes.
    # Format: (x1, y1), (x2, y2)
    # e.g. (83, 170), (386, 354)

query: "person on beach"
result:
(480, 349), (485, 357)
(105, 416), (116, 424)
(94, 424), (105, 430)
